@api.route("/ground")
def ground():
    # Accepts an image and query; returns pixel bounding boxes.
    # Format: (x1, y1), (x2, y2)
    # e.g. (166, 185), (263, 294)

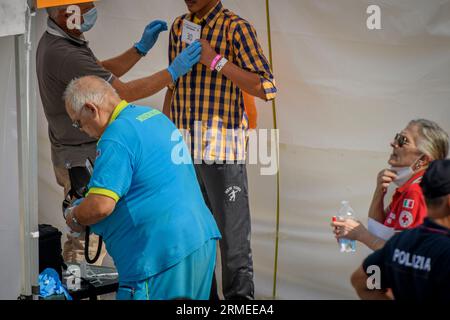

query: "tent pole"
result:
(15, 1), (39, 300)
(265, 0), (281, 300)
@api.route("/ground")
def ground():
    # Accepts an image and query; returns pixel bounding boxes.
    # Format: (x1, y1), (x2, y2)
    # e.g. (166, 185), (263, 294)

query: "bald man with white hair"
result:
(64, 76), (122, 139)
(63, 76), (221, 300)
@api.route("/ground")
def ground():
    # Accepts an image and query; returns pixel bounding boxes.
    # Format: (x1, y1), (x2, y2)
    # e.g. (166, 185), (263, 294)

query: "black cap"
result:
(420, 159), (450, 199)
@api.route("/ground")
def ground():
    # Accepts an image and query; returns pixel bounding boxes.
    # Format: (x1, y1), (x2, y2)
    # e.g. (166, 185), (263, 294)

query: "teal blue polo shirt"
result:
(87, 101), (221, 282)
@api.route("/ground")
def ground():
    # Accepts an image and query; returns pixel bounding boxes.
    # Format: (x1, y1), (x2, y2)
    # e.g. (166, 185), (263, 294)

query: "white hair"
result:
(63, 76), (116, 114)
(408, 119), (449, 161)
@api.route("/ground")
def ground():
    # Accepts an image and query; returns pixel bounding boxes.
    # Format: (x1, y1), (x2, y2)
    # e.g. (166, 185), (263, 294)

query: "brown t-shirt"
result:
(36, 19), (114, 168)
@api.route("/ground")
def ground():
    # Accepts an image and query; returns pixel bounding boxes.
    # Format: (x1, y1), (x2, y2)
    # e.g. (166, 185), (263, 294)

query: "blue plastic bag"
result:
(39, 268), (72, 300)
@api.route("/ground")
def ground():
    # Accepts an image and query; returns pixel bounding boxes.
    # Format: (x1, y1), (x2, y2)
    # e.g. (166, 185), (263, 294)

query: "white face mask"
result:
(390, 156), (423, 186)
(390, 166), (414, 186)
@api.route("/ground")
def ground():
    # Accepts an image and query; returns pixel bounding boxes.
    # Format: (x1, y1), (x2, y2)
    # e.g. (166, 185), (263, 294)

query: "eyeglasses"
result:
(72, 105), (86, 130)
(394, 133), (409, 147)
(71, 95), (105, 130)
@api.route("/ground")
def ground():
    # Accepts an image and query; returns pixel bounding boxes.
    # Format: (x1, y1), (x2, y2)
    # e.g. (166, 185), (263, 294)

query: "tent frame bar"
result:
(15, 0), (39, 300)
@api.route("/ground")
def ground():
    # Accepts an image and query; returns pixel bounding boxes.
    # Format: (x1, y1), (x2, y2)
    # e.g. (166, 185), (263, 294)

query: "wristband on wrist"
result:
(210, 54), (222, 71)
(71, 212), (81, 227)
(63, 206), (72, 220)
(67, 207), (82, 228)
(215, 57), (228, 72)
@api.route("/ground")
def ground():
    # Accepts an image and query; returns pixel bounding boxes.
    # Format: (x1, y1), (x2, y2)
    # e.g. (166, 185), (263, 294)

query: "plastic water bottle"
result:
(336, 201), (356, 253)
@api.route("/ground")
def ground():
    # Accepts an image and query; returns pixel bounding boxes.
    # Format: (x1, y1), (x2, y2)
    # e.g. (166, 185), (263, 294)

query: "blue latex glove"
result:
(72, 198), (84, 207)
(167, 41), (202, 82)
(39, 268), (72, 300)
(134, 20), (168, 55)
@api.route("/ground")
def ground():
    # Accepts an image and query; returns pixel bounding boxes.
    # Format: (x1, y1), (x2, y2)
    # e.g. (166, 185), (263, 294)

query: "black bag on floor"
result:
(39, 224), (65, 279)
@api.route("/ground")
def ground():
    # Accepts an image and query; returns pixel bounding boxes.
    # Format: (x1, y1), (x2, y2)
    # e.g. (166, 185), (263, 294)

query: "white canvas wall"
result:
(0, 35), (21, 300)
(32, 0), (450, 300)
(270, 0), (450, 299)
(0, 0), (26, 37)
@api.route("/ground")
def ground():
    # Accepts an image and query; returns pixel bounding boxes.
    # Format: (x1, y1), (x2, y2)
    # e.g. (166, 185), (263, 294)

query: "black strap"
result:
(84, 227), (103, 264)
(66, 165), (103, 264)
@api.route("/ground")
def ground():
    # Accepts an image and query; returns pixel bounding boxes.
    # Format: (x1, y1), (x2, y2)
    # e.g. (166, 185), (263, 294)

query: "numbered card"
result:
(182, 19), (201, 44)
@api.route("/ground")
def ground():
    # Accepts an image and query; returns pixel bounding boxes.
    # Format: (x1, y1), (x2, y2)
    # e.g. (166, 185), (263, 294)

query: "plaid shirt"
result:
(168, 1), (277, 161)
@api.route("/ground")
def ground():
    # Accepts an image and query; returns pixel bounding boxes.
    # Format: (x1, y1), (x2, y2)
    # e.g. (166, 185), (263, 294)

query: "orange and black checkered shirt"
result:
(168, 1), (277, 161)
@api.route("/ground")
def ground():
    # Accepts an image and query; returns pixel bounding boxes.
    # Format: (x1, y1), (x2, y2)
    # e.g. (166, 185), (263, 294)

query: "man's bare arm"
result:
(112, 70), (172, 102)
(100, 47), (141, 78)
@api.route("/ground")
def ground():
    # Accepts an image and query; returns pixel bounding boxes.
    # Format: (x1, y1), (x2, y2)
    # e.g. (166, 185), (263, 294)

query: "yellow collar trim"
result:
(109, 100), (129, 125)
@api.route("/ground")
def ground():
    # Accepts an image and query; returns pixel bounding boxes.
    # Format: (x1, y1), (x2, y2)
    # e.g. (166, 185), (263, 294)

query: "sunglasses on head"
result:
(394, 133), (409, 147)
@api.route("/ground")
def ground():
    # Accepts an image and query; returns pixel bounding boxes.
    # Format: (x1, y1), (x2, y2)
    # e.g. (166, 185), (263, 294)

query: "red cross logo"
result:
(399, 211), (413, 228)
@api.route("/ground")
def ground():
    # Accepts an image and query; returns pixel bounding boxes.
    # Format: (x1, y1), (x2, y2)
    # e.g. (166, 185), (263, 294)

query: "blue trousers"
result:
(116, 239), (217, 300)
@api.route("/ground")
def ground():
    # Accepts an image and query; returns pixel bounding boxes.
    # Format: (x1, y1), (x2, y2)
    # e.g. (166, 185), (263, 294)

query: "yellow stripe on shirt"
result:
(87, 187), (120, 202)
